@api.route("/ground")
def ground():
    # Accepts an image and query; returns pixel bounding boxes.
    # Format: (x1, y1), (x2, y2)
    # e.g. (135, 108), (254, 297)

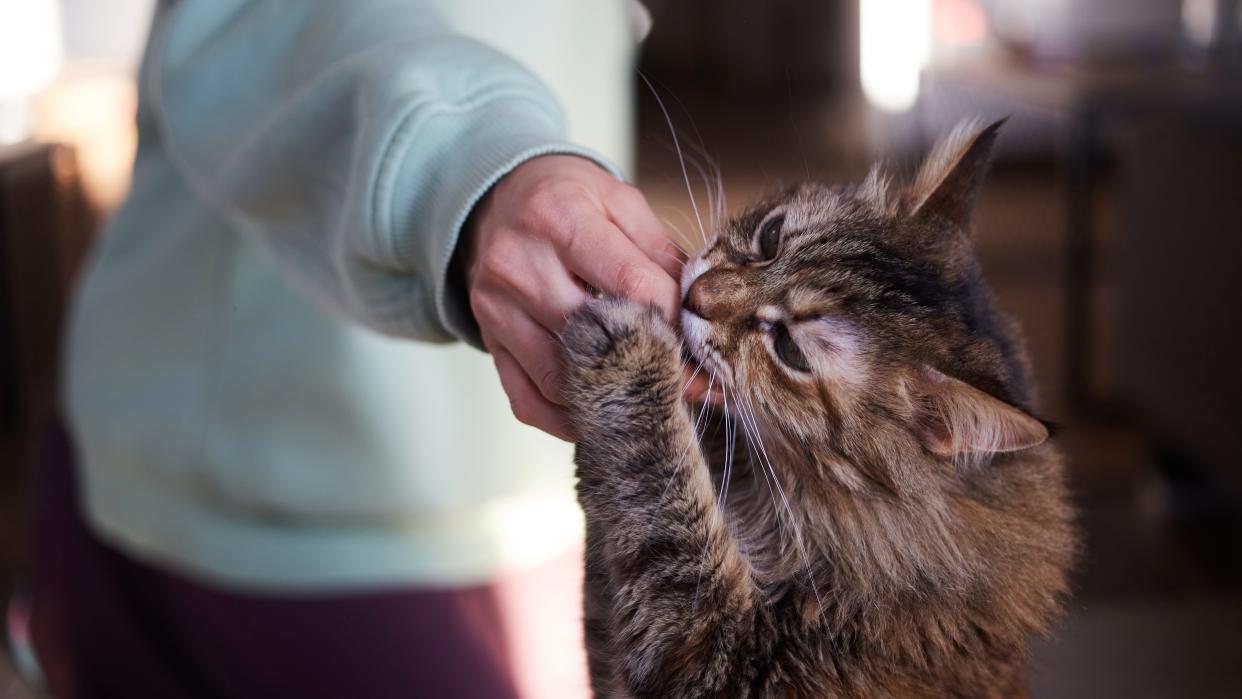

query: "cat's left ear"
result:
(907, 118), (1006, 228)
(906, 366), (1048, 457)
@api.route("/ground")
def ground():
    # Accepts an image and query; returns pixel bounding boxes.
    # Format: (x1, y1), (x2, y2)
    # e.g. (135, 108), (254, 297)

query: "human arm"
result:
(147, 0), (640, 343)
(460, 155), (686, 439)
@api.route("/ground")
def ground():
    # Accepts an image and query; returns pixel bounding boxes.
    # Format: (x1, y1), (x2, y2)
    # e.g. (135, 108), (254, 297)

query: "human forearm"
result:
(149, 0), (617, 341)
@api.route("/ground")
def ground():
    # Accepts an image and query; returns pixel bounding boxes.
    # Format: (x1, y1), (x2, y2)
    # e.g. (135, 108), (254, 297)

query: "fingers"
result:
(464, 155), (693, 442)
(509, 247), (588, 334)
(473, 293), (567, 405)
(557, 216), (681, 323)
(489, 345), (575, 442)
(603, 183), (686, 280)
(471, 237), (587, 333)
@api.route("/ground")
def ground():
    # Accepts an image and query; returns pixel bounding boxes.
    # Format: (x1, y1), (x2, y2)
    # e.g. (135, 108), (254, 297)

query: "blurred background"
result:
(2, 0), (1240, 696)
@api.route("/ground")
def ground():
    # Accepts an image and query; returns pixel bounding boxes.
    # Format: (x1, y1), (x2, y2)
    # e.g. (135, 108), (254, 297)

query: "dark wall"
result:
(638, 0), (857, 98)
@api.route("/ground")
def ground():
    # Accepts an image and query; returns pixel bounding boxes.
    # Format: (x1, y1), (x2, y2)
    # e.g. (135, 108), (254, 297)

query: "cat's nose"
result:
(684, 268), (748, 322)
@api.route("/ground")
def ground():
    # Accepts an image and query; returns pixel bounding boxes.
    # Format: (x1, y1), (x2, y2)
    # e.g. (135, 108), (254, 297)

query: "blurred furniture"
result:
(0, 142), (94, 442)
(1114, 114), (1242, 504)
(639, 0), (854, 95)
(923, 57), (1242, 414)
(923, 48), (1242, 505)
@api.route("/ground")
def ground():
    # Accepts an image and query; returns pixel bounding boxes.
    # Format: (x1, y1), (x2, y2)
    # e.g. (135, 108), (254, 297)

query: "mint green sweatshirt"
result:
(65, 0), (642, 590)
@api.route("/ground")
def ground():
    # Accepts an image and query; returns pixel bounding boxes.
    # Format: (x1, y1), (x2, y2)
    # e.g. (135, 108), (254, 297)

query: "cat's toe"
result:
(561, 300), (621, 360)
(562, 297), (678, 367)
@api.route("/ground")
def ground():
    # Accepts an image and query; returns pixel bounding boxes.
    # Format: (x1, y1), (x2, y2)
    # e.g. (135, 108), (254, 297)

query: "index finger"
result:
(603, 184), (686, 280)
(558, 216), (681, 322)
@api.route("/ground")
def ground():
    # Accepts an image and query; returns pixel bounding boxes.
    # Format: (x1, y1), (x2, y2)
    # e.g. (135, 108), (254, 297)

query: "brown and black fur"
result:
(562, 120), (1076, 698)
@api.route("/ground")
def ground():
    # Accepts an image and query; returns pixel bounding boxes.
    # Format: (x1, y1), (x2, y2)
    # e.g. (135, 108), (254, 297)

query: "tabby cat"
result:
(561, 120), (1075, 698)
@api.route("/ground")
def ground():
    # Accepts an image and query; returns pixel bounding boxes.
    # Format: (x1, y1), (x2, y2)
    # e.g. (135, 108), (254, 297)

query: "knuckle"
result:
(611, 182), (647, 211)
(515, 201), (550, 233)
(519, 183), (571, 232)
(468, 286), (496, 319)
(470, 291), (510, 336)
(654, 273), (679, 304)
(532, 184), (597, 245)
(534, 365), (561, 401)
(478, 242), (522, 286)
(508, 398), (535, 426)
(613, 261), (654, 301)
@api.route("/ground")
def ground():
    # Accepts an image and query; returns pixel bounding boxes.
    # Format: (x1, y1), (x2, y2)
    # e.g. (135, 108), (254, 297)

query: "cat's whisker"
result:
(680, 361), (706, 399)
(697, 384), (736, 610)
(638, 71), (707, 244)
(663, 228), (694, 256)
(651, 248), (688, 266)
(692, 376), (717, 454)
(713, 165), (726, 225)
(734, 393), (826, 616)
(720, 386), (740, 548)
(642, 80), (721, 232)
(687, 155), (719, 232)
(660, 370), (716, 507)
(680, 135), (726, 228)
(661, 140), (721, 232)
(717, 387), (735, 507)
(660, 209), (702, 254)
(660, 372), (720, 600)
(733, 399), (787, 546)
(657, 136), (726, 232)
(661, 206), (699, 239)
(655, 79), (727, 228)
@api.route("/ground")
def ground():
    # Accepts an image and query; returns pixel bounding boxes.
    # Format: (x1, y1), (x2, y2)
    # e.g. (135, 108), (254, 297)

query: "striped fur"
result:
(562, 120), (1076, 698)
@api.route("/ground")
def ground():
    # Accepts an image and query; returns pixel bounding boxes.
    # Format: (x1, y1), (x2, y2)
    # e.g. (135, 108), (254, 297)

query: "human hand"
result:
(464, 155), (688, 440)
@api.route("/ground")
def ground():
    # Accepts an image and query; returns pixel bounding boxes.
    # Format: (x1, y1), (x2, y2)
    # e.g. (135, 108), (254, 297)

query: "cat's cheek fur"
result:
(801, 317), (868, 386)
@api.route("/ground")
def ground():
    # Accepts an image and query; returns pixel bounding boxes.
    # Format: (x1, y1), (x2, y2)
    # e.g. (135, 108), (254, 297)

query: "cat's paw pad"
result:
(561, 297), (678, 367)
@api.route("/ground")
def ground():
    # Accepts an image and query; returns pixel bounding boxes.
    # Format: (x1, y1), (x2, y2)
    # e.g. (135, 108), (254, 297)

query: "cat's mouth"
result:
(681, 310), (731, 384)
(680, 251), (732, 401)
(679, 253), (712, 365)
(680, 310), (709, 362)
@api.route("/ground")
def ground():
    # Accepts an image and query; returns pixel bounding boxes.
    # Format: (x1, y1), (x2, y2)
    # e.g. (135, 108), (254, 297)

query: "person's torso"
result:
(65, 0), (639, 588)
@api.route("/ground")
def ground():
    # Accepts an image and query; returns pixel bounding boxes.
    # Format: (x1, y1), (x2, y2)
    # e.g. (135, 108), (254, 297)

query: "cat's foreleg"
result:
(563, 298), (763, 698)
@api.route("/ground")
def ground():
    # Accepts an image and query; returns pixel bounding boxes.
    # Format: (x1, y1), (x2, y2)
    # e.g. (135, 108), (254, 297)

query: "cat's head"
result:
(681, 119), (1049, 494)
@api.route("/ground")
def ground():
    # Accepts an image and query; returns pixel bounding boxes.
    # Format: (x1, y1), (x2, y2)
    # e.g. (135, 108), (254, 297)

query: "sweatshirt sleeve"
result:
(147, 0), (622, 346)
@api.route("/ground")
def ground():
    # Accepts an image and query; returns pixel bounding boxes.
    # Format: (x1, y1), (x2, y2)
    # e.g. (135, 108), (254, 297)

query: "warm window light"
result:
(1183, 0), (1217, 47)
(0, 0), (63, 143)
(860, 0), (932, 113)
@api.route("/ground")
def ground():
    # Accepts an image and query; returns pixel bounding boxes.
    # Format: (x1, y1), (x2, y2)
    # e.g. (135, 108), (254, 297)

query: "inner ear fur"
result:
(907, 118), (1006, 228)
(907, 366), (1048, 457)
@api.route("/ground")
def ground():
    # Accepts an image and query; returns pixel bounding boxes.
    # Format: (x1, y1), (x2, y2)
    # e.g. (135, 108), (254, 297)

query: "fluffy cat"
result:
(561, 120), (1076, 698)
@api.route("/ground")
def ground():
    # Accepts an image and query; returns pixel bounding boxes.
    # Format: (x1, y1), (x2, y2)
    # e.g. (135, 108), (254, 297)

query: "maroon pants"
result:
(28, 423), (523, 699)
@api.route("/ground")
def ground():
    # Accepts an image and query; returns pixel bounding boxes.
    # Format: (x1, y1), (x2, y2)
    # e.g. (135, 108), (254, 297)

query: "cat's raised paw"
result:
(561, 297), (679, 370)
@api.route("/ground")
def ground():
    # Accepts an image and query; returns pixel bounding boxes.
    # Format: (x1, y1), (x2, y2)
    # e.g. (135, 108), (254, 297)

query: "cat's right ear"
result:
(906, 118), (1005, 230)
(906, 366), (1048, 458)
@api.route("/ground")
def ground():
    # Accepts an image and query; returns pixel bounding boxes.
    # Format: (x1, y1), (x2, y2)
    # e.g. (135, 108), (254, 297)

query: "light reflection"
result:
(860, 0), (932, 113)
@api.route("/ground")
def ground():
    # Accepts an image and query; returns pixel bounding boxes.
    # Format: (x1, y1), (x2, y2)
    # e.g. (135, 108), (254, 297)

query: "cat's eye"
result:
(771, 322), (811, 372)
(756, 214), (784, 261)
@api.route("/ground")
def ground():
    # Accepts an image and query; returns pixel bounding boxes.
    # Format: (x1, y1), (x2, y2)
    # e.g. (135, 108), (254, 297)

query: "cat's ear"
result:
(907, 118), (1005, 228)
(907, 366), (1048, 457)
